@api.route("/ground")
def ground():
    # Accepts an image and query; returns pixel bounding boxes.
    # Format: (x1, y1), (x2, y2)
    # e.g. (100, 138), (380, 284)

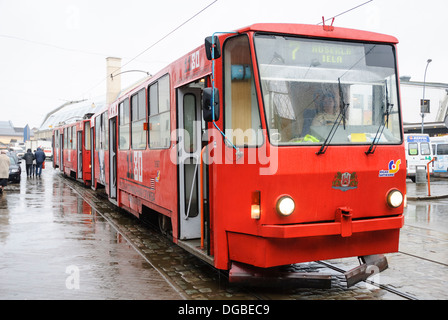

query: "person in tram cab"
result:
(312, 92), (338, 126)
(0, 150), (10, 194)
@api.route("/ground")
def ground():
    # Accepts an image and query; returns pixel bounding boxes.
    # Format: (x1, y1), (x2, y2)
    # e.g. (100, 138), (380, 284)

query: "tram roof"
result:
(236, 23), (399, 44)
(39, 99), (105, 131)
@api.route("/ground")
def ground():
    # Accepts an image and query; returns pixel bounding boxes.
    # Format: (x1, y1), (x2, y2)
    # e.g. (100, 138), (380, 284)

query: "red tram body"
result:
(53, 118), (93, 186)
(90, 109), (110, 191)
(53, 23), (406, 285)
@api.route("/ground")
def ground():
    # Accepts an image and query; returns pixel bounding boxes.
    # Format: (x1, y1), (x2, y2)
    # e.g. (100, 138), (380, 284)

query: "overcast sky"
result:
(0, 0), (446, 129)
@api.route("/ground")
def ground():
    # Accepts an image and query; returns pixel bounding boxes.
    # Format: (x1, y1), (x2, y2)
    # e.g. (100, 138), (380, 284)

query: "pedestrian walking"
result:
(34, 147), (46, 178)
(24, 149), (35, 177)
(32, 150), (36, 177)
(0, 150), (10, 194)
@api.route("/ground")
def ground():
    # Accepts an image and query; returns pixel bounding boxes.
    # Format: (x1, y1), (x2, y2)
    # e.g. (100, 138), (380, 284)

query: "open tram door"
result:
(53, 129), (61, 169)
(177, 86), (204, 241)
(109, 117), (117, 199)
(60, 130), (64, 172)
(90, 125), (95, 189)
(77, 131), (83, 180)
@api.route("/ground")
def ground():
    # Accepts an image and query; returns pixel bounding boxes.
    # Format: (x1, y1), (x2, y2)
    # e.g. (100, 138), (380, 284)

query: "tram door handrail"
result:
(200, 146), (207, 249)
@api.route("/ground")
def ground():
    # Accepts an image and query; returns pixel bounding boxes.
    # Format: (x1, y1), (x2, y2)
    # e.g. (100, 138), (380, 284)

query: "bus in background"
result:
(431, 136), (448, 174)
(405, 134), (433, 182)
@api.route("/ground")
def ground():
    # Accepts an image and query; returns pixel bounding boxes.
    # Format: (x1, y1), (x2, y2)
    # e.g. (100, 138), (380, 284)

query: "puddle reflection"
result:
(404, 201), (448, 234)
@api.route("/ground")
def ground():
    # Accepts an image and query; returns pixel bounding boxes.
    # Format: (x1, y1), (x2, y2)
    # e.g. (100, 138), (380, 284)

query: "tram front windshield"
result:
(254, 34), (402, 146)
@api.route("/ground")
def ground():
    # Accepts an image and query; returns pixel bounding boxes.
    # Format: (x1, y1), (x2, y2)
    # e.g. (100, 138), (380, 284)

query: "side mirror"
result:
(204, 36), (221, 60)
(202, 87), (220, 122)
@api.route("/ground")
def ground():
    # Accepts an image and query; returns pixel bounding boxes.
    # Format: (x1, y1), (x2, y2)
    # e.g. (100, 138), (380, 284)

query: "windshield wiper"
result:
(365, 83), (394, 155)
(316, 78), (349, 155)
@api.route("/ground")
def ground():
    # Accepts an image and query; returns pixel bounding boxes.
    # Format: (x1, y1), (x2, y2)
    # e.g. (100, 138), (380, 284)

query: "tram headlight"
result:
(387, 190), (403, 208)
(276, 196), (295, 216)
(251, 191), (261, 220)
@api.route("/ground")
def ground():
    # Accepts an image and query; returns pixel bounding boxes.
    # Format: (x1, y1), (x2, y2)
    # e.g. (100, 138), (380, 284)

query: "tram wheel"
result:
(158, 214), (172, 236)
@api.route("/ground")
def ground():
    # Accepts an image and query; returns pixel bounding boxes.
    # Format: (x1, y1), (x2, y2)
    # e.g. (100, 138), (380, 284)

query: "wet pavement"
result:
(0, 163), (447, 300)
(0, 167), (184, 300)
(406, 173), (448, 200)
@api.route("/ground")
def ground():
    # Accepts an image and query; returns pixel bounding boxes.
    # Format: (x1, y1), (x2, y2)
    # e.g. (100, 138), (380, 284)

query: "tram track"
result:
(398, 251), (448, 268)
(397, 223), (448, 267)
(316, 260), (419, 300)
(59, 175), (191, 300)
(65, 177), (417, 300)
(60, 174), (274, 300)
(401, 224), (448, 243)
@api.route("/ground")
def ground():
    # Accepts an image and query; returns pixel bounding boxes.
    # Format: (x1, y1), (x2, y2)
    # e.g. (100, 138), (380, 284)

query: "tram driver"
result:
(311, 92), (337, 126)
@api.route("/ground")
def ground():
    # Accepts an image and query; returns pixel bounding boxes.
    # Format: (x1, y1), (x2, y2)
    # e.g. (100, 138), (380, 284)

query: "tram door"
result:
(90, 127), (95, 188)
(77, 131), (83, 179)
(177, 87), (202, 240)
(109, 117), (117, 199)
(60, 132), (64, 172)
(54, 131), (60, 168)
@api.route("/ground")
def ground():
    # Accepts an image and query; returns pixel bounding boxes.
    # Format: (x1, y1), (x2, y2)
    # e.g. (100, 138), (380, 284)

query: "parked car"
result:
(8, 155), (21, 183)
(9, 147), (25, 160)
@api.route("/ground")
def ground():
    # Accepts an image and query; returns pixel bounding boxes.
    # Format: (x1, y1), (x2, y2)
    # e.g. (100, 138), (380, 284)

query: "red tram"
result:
(53, 23), (406, 286)
(53, 116), (93, 186)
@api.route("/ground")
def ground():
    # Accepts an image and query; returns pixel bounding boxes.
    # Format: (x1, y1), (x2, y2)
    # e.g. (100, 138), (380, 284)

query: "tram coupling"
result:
(344, 254), (388, 287)
(229, 254), (388, 289)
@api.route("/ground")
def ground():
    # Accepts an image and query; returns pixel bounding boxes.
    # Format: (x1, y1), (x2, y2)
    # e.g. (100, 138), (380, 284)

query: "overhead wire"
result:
(2, 0), (372, 104)
(317, 0), (373, 24)
(79, 0), (218, 100)
(0, 33), (110, 57)
(111, 0), (219, 78)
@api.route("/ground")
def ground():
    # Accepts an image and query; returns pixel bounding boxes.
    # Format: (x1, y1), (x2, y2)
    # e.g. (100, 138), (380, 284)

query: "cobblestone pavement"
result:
(0, 167), (447, 300)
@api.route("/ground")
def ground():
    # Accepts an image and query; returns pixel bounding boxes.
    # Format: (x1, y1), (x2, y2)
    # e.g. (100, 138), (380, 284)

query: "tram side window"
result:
(68, 127), (72, 149)
(55, 131), (59, 149)
(119, 99), (130, 150)
(64, 128), (68, 149)
(148, 74), (170, 149)
(102, 112), (108, 150)
(131, 89), (147, 149)
(95, 116), (100, 150)
(84, 122), (91, 150)
(67, 127), (70, 149)
(72, 126), (76, 150)
(95, 112), (108, 150)
(223, 35), (262, 146)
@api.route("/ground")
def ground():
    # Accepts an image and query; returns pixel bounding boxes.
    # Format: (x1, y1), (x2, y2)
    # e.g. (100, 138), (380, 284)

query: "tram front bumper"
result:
(227, 215), (403, 268)
(258, 214), (404, 238)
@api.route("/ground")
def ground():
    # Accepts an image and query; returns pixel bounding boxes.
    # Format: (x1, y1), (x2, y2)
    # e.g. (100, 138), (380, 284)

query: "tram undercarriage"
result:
(228, 254), (388, 289)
